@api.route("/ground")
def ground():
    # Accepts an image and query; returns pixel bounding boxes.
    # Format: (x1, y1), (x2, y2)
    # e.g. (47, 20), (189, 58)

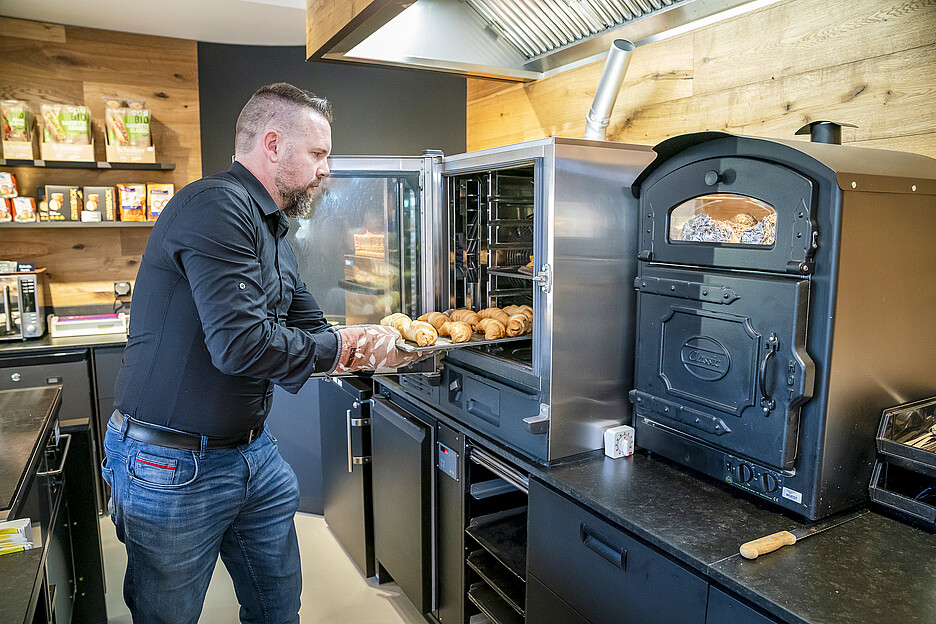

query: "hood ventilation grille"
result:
(468, 0), (680, 60)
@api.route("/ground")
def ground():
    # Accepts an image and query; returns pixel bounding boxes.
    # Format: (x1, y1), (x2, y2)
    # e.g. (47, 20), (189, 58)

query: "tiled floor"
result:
(100, 512), (427, 623)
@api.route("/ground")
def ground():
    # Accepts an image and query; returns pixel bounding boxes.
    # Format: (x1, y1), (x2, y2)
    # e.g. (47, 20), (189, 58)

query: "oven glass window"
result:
(669, 194), (777, 246)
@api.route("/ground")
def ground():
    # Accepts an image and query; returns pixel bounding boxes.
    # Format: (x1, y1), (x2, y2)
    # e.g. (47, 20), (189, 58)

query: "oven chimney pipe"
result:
(584, 39), (635, 141)
(795, 121), (858, 145)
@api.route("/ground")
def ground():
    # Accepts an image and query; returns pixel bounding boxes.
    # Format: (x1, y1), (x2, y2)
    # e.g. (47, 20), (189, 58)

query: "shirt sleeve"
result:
(286, 279), (333, 332)
(161, 185), (338, 393)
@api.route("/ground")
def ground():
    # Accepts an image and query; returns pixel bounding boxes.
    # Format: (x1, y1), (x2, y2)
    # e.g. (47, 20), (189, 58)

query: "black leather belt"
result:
(111, 410), (264, 450)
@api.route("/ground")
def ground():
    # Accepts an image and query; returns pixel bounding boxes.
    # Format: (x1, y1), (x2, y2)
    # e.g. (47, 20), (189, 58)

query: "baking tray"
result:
(467, 549), (525, 616)
(467, 582), (524, 624)
(397, 334), (530, 354)
(465, 506), (527, 581)
(869, 460), (936, 530)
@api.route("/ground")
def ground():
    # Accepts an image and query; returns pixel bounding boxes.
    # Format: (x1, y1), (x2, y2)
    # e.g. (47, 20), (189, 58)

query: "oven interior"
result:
(447, 164), (536, 369)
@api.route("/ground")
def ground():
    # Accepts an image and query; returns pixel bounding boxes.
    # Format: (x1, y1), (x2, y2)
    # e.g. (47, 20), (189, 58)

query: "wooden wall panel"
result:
(466, 0), (936, 159)
(0, 17), (201, 309)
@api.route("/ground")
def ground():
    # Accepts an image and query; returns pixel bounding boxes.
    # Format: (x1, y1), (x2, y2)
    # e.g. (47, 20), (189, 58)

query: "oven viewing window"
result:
(669, 194), (777, 246)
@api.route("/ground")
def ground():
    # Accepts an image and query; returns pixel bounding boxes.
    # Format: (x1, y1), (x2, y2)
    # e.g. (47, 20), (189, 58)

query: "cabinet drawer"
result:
(706, 586), (779, 624)
(527, 574), (590, 624)
(529, 479), (707, 624)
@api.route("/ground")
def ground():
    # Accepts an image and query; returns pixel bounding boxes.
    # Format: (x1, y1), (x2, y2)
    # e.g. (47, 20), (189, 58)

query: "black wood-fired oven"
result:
(629, 131), (936, 520)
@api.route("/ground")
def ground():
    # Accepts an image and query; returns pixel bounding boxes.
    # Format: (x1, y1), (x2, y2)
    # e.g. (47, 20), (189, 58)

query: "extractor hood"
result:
(308, 0), (777, 81)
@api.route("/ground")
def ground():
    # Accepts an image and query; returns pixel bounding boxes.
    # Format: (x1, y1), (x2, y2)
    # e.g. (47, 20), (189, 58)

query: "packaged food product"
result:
(40, 103), (91, 145)
(83, 186), (117, 221)
(1, 100), (33, 142)
(104, 97), (151, 147)
(0, 198), (11, 222)
(11, 197), (37, 222)
(44, 185), (82, 220)
(0, 172), (17, 198)
(146, 183), (173, 220)
(117, 183), (146, 221)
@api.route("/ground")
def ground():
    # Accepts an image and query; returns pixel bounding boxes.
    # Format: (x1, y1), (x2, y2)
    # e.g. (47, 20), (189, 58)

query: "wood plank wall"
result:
(466, 0), (936, 158)
(0, 17), (201, 309)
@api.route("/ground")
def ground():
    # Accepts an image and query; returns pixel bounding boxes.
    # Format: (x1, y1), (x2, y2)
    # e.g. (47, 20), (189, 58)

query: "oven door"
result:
(639, 157), (818, 275)
(287, 154), (443, 326)
(288, 155), (444, 376)
(631, 265), (815, 470)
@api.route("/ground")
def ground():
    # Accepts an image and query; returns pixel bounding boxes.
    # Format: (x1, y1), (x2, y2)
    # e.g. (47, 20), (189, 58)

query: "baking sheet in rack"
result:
(397, 334), (530, 354)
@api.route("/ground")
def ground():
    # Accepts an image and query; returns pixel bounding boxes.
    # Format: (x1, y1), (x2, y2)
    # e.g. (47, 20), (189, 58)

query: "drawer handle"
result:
(37, 434), (72, 477)
(581, 523), (626, 571)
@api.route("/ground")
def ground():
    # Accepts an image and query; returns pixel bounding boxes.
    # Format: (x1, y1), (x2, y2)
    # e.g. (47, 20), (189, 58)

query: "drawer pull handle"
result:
(581, 523), (626, 571)
(37, 434), (72, 477)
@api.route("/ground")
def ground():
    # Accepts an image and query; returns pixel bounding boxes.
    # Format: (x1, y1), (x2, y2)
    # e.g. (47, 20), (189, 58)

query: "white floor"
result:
(100, 512), (427, 624)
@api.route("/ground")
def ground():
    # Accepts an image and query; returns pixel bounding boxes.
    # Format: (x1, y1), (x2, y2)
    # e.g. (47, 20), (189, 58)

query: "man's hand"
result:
(331, 325), (421, 373)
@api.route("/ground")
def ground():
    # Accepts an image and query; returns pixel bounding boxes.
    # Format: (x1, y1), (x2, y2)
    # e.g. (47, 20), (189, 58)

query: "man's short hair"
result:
(234, 82), (332, 154)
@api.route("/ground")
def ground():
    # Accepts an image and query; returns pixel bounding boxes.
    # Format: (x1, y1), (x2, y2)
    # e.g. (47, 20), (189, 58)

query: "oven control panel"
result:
(724, 455), (787, 503)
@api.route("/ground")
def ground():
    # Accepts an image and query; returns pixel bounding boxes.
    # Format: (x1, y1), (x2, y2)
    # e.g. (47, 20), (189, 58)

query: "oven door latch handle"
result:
(533, 263), (552, 293)
(759, 333), (780, 415)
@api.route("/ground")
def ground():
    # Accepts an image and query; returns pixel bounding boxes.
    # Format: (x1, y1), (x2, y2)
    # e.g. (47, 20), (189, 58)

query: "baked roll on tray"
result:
(439, 320), (473, 343)
(417, 311), (449, 331)
(379, 313), (439, 347)
(450, 308), (482, 328)
(475, 317), (507, 340)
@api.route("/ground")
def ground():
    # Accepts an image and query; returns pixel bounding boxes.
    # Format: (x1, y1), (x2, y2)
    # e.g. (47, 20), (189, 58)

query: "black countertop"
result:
(0, 332), (126, 355)
(539, 449), (936, 624)
(0, 386), (62, 518)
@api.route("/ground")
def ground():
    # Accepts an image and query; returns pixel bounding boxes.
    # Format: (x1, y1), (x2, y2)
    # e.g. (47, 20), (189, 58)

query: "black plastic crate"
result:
(875, 396), (936, 478)
(869, 460), (936, 530)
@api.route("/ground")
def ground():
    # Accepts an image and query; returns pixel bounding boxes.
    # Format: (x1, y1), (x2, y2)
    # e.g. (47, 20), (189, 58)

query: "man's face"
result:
(274, 111), (332, 219)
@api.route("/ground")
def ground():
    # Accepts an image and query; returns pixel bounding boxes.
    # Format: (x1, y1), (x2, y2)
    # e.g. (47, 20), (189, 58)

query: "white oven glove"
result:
(330, 325), (421, 373)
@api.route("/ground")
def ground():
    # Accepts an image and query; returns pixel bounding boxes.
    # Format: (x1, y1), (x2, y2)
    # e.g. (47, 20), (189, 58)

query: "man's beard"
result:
(280, 187), (315, 219)
(275, 172), (317, 219)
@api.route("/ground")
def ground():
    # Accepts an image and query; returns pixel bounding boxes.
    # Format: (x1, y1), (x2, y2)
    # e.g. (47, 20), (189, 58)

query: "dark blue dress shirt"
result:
(114, 161), (339, 437)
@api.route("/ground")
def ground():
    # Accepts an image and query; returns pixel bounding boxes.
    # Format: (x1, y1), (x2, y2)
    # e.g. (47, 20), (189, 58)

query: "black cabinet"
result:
(266, 382), (324, 514)
(706, 586), (780, 624)
(371, 396), (435, 614)
(319, 376), (375, 578)
(528, 478), (708, 624)
(526, 575), (589, 624)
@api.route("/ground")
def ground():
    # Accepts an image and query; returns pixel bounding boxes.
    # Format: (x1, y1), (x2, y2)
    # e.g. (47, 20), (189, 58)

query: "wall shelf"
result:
(0, 221), (154, 228)
(0, 158), (175, 171)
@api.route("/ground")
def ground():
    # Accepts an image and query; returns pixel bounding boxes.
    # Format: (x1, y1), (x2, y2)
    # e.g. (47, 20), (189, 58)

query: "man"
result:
(103, 83), (415, 623)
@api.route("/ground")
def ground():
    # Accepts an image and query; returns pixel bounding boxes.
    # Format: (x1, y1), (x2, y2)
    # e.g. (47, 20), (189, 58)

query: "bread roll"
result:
(503, 305), (521, 316)
(506, 314), (531, 337)
(380, 313), (409, 327)
(418, 311), (449, 331)
(439, 320), (472, 343)
(475, 318), (506, 340)
(478, 307), (510, 326)
(405, 320), (439, 347)
(450, 309), (482, 328)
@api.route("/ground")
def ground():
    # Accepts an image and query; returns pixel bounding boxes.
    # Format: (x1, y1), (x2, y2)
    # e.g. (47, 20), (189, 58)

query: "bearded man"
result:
(104, 82), (416, 623)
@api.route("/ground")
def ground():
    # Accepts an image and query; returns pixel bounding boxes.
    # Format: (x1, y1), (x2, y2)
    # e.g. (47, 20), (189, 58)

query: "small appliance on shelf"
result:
(0, 267), (47, 341)
(48, 312), (129, 338)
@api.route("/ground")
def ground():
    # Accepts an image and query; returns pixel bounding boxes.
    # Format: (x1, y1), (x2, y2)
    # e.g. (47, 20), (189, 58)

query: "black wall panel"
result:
(197, 43), (467, 175)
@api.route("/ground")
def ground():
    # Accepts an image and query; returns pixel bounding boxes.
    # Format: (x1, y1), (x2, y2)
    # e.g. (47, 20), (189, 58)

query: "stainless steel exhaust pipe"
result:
(584, 39), (635, 141)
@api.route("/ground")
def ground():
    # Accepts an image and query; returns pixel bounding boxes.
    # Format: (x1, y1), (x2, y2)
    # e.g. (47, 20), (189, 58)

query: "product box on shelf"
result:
(117, 183), (146, 221)
(39, 103), (94, 162)
(11, 197), (37, 222)
(40, 185), (83, 221)
(146, 183), (173, 220)
(1, 99), (36, 159)
(104, 98), (155, 163)
(83, 186), (117, 221)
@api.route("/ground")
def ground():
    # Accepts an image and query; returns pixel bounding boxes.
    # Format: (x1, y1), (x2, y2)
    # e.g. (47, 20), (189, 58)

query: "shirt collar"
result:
(228, 160), (280, 217)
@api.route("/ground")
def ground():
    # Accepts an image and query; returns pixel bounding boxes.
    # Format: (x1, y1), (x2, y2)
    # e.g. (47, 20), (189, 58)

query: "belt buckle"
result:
(246, 427), (261, 445)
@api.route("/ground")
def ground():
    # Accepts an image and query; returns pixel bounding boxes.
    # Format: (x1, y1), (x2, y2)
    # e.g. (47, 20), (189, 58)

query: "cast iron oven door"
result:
(630, 265), (815, 470)
(638, 157), (818, 275)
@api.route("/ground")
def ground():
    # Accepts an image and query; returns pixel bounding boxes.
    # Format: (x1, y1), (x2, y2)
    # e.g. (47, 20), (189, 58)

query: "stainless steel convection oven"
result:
(292, 138), (654, 463)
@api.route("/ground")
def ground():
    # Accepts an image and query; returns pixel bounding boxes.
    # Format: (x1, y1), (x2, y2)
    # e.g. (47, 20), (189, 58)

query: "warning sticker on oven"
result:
(781, 486), (803, 504)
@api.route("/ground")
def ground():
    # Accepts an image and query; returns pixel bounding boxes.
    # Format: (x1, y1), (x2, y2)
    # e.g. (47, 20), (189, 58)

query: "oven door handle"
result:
(758, 333), (779, 414)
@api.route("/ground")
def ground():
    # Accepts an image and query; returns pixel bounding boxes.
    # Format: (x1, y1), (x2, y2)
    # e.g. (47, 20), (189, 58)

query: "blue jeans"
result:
(102, 417), (301, 624)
